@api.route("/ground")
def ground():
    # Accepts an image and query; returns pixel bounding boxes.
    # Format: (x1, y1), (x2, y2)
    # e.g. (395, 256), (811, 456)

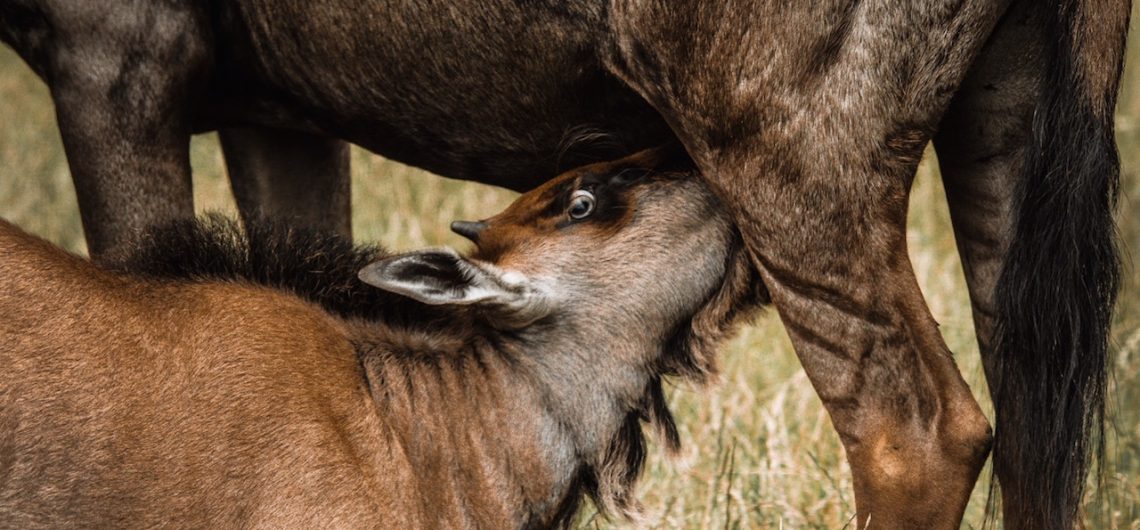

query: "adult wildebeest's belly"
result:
(202, 1), (673, 191)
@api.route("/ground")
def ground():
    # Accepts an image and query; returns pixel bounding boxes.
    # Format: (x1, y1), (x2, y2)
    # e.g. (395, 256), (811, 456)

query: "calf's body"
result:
(0, 259), (389, 526)
(0, 150), (762, 528)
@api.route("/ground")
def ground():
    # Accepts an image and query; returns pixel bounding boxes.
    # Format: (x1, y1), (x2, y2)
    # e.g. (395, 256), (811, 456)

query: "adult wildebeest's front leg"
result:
(935, 1), (1128, 528)
(607, 1), (1008, 527)
(2, 2), (212, 261)
(219, 127), (352, 238)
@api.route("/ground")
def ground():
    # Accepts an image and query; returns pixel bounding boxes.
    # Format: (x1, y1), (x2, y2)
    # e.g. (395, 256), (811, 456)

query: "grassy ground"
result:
(2, 20), (1139, 529)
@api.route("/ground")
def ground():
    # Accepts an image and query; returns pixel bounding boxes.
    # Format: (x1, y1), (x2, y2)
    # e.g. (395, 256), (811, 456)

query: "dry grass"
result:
(2, 21), (1139, 529)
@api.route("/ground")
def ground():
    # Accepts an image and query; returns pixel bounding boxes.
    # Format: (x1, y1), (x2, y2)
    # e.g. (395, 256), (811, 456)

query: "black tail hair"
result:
(989, 1), (1127, 528)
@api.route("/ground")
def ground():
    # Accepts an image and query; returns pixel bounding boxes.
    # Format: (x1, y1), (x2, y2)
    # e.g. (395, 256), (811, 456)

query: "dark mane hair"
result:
(109, 214), (458, 329)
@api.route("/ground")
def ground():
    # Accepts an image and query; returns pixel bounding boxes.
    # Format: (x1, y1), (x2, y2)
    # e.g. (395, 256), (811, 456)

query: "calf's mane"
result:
(110, 214), (461, 330)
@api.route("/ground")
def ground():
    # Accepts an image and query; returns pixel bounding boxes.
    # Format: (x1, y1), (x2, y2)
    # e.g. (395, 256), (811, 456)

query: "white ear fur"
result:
(358, 248), (554, 328)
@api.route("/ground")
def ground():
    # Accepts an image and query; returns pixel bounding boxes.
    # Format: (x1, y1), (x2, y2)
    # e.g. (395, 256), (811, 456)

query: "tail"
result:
(990, 1), (1129, 528)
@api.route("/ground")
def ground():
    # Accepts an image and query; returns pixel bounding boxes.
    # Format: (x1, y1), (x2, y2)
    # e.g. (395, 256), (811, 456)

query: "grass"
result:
(3, 21), (1140, 529)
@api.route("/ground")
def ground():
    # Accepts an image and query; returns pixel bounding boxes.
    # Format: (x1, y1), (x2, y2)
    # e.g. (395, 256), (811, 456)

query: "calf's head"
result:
(361, 145), (766, 384)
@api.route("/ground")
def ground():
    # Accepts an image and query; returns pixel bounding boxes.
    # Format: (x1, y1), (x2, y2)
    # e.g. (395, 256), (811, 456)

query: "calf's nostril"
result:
(450, 220), (488, 242)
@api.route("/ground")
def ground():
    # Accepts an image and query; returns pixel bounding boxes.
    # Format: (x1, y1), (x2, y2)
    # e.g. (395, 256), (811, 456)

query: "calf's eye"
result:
(568, 190), (596, 220)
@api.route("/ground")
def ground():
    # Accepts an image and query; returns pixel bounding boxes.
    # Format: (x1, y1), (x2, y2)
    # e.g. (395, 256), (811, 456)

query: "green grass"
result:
(3, 24), (1140, 529)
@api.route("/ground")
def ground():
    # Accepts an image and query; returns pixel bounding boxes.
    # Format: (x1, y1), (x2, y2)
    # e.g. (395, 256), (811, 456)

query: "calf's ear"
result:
(359, 248), (554, 328)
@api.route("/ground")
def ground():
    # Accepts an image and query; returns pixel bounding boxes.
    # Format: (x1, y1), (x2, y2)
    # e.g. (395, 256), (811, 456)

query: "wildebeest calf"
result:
(0, 148), (764, 528)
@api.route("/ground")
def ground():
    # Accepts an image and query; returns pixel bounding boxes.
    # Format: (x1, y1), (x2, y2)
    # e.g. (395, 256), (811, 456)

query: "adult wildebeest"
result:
(0, 149), (766, 528)
(0, 1), (1129, 527)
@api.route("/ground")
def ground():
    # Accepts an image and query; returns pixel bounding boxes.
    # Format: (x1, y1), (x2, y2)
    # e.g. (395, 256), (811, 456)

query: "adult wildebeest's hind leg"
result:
(934, 1), (1128, 528)
(219, 127), (352, 238)
(606, 1), (1009, 527)
(1, 1), (211, 262)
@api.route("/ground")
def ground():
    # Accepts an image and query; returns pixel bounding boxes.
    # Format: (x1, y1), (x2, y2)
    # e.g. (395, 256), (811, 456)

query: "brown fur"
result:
(0, 149), (765, 529)
(1, 1), (1128, 527)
